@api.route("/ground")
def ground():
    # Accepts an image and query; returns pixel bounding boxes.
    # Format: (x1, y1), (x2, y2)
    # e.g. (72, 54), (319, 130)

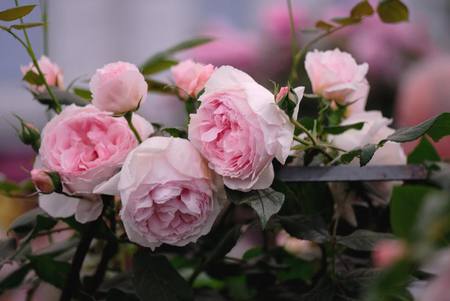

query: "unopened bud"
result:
(275, 86), (289, 103)
(276, 230), (322, 261)
(16, 116), (40, 152)
(31, 169), (55, 194)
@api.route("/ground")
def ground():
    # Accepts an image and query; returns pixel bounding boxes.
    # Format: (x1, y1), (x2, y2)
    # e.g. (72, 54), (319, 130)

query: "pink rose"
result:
(38, 104), (153, 223)
(95, 137), (225, 249)
(20, 55), (64, 93)
(188, 66), (304, 191)
(90, 61), (148, 113)
(305, 49), (369, 105)
(372, 239), (407, 268)
(171, 59), (215, 99)
(30, 168), (54, 194)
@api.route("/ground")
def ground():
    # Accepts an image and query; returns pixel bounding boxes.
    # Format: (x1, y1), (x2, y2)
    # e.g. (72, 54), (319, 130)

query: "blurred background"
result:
(1, 0), (450, 183)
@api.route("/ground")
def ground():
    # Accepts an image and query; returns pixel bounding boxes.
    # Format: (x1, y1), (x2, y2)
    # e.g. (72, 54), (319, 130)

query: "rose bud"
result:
(90, 61), (148, 113)
(275, 86), (289, 103)
(16, 117), (40, 152)
(20, 55), (64, 93)
(276, 230), (322, 261)
(372, 239), (407, 268)
(31, 169), (55, 194)
(305, 48), (369, 110)
(171, 59), (215, 99)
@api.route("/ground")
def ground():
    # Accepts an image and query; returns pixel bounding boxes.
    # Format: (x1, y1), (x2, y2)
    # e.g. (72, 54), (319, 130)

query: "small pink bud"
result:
(372, 239), (407, 268)
(31, 168), (54, 194)
(276, 230), (322, 261)
(275, 86), (289, 103)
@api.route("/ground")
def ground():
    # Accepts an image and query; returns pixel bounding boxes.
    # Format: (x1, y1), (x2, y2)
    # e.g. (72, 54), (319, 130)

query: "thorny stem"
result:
(11, 0), (61, 113)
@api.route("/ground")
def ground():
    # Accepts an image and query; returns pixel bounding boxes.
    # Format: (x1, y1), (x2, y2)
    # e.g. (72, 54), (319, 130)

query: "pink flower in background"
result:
(188, 22), (259, 72)
(30, 168), (54, 194)
(396, 56), (450, 159)
(95, 137), (225, 249)
(372, 239), (407, 268)
(276, 230), (322, 261)
(20, 56), (64, 93)
(38, 104), (153, 223)
(90, 61), (148, 113)
(171, 59), (215, 98)
(188, 66), (304, 191)
(305, 49), (369, 105)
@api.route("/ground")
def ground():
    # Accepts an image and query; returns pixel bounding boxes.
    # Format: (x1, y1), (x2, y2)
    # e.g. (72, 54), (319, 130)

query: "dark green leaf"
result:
(384, 113), (450, 143)
(390, 185), (436, 239)
(315, 20), (335, 31)
(0, 264), (31, 293)
(331, 16), (362, 26)
(228, 188), (284, 228)
(185, 98), (199, 115)
(161, 128), (187, 138)
(23, 70), (45, 85)
(242, 247), (263, 261)
(0, 238), (17, 261)
(9, 207), (46, 235)
(10, 22), (44, 29)
(0, 181), (22, 196)
(146, 78), (177, 95)
(407, 137), (440, 164)
(34, 87), (87, 106)
(360, 144), (377, 166)
(162, 37), (213, 55)
(132, 250), (193, 301)
(351, 1), (374, 18)
(377, 0), (409, 23)
(142, 58), (178, 75)
(72, 87), (92, 100)
(106, 288), (140, 301)
(279, 215), (330, 243)
(204, 225), (241, 265)
(28, 255), (70, 288)
(324, 122), (364, 135)
(277, 90), (298, 118)
(0, 5), (35, 22)
(337, 230), (395, 251)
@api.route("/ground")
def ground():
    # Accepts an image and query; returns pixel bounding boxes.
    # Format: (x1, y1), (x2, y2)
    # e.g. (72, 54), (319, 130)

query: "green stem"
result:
(14, 0), (61, 113)
(289, 25), (349, 84)
(291, 118), (317, 145)
(124, 112), (142, 143)
(40, 0), (48, 56)
(286, 0), (299, 82)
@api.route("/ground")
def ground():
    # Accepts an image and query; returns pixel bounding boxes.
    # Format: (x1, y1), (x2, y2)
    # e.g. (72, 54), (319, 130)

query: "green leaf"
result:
(9, 208), (46, 235)
(34, 87), (87, 106)
(0, 181), (22, 196)
(146, 78), (177, 95)
(28, 255), (70, 288)
(360, 144), (378, 166)
(161, 127), (187, 138)
(204, 225), (241, 266)
(390, 185), (436, 239)
(23, 70), (45, 85)
(384, 113), (450, 143)
(324, 122), (364, 135)
(72, 87), (92, 100)
(279, 215), (330, 243)
(377, 0), (409, 23)
(337, 230), (395, 251)
(10, 22), (44, 30)
(106, 289), (140, 301)
(0, 264), (31, 293)
(315, 20), (335, 31)
(242, 247), (263, 261)
(132, 250), (193, 301)
(351, 1), (374, 18)
(331, 16), (362, 26)
(0, 5), (35, 22)
(140, 37), (213, 75)
(142, 58), (178, 75)
(407, 137), (440, 164)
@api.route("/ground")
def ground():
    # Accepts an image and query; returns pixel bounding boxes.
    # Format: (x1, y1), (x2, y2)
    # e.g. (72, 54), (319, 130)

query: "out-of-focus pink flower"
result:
(395, 56), (450, 159)
(30, 169), (54, 194)
(171, 60), (215, 99)
(20, 56), (64, 93)
(188, 22), (259, 72)
(90, 61), (148, 113)
(188, 66), (304, 191)
(276, 230), (322, 261)
(305, 49), (369, 105)
(372, 239), (407, 268)
(95, 137), (225, 250)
